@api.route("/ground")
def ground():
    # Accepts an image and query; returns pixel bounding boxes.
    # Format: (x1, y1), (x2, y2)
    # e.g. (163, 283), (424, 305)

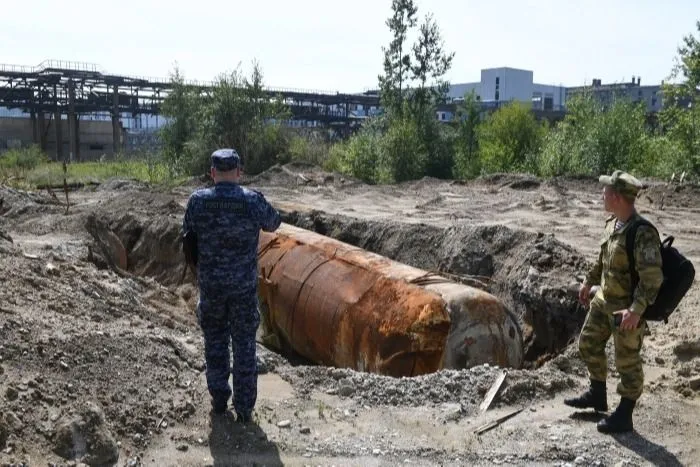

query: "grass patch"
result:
(25, 160), (172, 187)
(1, 148), (186, 189)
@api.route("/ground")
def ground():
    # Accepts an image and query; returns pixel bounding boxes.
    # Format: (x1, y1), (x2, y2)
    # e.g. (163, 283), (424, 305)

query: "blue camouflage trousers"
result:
(197, 291), (260, 416)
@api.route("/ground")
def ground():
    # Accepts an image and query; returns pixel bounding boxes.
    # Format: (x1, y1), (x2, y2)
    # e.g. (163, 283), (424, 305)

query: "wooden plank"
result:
(479, 370), (507, 413)
(474, 408), (523, 435)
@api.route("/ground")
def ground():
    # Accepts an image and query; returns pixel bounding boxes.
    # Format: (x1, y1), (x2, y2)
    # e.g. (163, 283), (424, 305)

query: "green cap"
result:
(599, 170), (643, 199)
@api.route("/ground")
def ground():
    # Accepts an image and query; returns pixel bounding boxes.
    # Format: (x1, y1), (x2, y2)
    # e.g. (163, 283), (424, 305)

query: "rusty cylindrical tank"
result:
(256, 224), (523, 377)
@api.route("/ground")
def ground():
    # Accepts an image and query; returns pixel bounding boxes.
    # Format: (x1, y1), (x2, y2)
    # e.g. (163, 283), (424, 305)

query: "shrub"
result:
(0, 146), (49, 171)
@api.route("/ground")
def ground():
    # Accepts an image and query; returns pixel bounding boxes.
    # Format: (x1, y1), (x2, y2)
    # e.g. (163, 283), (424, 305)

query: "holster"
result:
(183, 230), (198, 274)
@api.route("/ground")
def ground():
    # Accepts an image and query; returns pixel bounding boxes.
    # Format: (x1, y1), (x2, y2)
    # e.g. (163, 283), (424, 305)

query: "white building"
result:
(447, 67), (566, 111)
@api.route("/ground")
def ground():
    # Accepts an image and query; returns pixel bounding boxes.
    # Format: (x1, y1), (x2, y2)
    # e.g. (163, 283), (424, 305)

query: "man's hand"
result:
(578, 284), (592, 306)
(613, 309), (641, 331)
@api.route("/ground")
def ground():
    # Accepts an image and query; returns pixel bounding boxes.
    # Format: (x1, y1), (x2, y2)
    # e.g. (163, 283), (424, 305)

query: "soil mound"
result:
(640, 182), (700, 210)
(278, 361), (578, 415)
(0, 229), (201, 460)
(84, 192), (194, 287)
(0, 185), (64, 219)
(282, 210), (589, 365)
(476, 173), (541, 190)
(245, 163), (363, 188)
(0, 228), (15, 255)
(400, 176), (450, 190)
(95, 178), (150, 192)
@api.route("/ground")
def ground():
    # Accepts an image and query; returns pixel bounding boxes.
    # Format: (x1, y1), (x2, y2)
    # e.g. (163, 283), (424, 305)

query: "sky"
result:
(2, 0), (700, 93)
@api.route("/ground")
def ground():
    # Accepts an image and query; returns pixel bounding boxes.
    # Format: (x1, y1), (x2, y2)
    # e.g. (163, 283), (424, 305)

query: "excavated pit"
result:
(77, 189), (590, 369)
(5, 179), (700, 464)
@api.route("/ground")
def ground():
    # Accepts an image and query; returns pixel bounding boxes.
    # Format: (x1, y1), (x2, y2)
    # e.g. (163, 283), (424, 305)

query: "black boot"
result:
(597, 397), (635, 434)
(211, 398), (228, 414)
(236, 411), (252, 424)
(210, 390), (230, 415)
(564, 379), (608, 412)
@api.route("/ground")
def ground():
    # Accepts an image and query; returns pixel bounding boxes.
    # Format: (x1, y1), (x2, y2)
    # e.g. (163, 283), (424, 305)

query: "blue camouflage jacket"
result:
(182, 182), (281, 295)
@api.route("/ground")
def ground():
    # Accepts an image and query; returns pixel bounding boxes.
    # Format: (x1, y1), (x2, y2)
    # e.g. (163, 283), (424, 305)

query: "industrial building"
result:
(0, 61), (672, 159)
(0, 60), (378, 160)
(0, 114), (127, 161)
(436, 68), (666, 122)
(566, 76), (663, 112)
(447, 67), (567, 109)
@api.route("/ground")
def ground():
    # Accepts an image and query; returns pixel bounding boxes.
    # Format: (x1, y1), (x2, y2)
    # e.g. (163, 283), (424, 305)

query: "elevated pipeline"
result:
(256, 224), (523, 377)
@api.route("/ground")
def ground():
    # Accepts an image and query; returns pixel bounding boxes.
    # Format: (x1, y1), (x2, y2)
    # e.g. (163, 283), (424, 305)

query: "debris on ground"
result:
(0, 171), (698, 465)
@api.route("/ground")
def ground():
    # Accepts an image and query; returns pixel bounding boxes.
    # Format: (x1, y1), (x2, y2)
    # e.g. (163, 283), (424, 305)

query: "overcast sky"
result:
(3, 0), (699, 92)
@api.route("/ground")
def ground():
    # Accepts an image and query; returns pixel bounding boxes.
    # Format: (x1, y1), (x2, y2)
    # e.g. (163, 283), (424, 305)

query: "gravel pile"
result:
(277, 361), (579, 415)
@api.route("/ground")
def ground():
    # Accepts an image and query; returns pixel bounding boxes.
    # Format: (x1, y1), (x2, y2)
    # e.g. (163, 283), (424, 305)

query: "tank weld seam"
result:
(290, 251), (338, 342)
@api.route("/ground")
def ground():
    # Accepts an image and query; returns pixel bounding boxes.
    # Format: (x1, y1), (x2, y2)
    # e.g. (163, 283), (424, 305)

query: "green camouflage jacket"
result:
(584, 212), (663, 316)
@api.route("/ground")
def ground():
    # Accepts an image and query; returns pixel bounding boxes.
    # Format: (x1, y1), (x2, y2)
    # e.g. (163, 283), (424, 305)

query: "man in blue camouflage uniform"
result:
(565, 170), (663, 434)
(182, 148), (281, 422)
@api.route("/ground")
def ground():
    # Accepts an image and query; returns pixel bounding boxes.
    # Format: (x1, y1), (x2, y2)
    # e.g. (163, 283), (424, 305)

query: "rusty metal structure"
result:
(0, 59), (381, 159)
(256, 225), (523, 377)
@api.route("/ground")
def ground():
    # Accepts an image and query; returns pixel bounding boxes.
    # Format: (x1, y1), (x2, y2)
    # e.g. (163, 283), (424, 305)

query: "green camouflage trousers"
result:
(578, 301), (647, 400)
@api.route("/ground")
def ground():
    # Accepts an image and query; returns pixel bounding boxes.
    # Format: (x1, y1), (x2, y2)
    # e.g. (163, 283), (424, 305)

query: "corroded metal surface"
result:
(257, 224), (523, 376)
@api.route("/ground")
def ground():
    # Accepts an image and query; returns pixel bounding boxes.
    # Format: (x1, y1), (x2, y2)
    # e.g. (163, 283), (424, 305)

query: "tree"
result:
(478, 102), (546, 174)
(159, 65), (202, 176)
(374, 1), (455, 180)
(407, 13), (455, 119)
(196, 62), (289, 172)
(160, 61), (291, 176)
(327, 117), (385, 183)
(378, 0), (418, 118)
(664, 20), (700, 103)
(453, 90), (482, 178)
(539, 93), (655, 177)
(660, 20), (700, 175)
(379, 116), (428, 182)
(407, 13), (455, 179)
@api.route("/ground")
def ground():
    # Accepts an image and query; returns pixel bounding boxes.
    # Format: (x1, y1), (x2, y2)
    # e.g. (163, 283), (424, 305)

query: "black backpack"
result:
(626, 217), (695, 323)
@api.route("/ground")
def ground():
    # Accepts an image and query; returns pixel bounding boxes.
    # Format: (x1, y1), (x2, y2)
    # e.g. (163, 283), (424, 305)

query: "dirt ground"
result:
(1, 164), (700, 467)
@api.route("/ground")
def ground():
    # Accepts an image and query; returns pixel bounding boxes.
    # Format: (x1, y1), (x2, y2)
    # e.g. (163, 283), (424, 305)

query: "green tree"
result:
(407, 13), (455, 119)
(378, 0), (418, 119)
(159, 66), (202, 176)
(539, 93), (652, 177)
(161, 61), (291, 176)
(374, 1), (455, 181)
(592, 97), (651, 174)
(334, 118), (384, 183)
(283, 131), (332, 167)
(453, 90), (482, 178)
(660, 20), (700, 175)
(420, 118), (457, 179)
(645, 134), (687, 179)
(408, 13), (455, 179)
(379, 116), (427, 182)
(663, 20), (700, 103)
(478, 102), (546, 174)
(545, 91), (598, 176)
(195, 62), (290, 174)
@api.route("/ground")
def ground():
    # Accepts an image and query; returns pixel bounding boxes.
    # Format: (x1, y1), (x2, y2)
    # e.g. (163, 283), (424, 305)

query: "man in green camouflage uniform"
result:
(564, 170), (664, 434)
